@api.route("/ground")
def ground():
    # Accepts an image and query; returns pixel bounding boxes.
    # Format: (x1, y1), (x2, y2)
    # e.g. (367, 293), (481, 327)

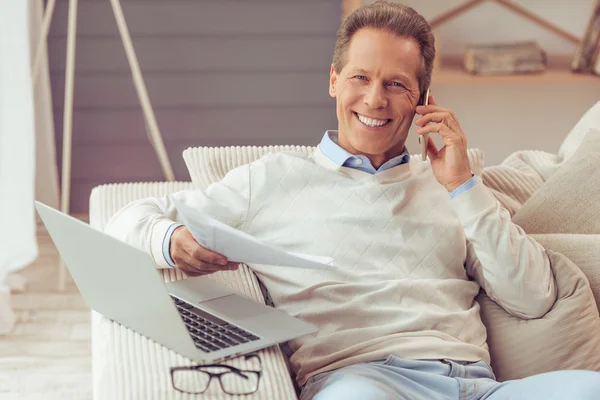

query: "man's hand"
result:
(414, 94), (473, 192)
(170, 226), (239, 277)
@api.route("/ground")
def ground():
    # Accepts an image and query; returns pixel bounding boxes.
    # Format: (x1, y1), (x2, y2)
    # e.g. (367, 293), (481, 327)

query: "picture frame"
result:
(571, 0), (600, 73)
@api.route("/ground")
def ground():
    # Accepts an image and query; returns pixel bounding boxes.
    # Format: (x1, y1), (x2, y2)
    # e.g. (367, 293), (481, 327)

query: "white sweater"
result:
(104, 148), (556, 385)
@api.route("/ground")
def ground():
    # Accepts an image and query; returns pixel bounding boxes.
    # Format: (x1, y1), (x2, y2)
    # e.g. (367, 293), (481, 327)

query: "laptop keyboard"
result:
(171, 296), (260, 353)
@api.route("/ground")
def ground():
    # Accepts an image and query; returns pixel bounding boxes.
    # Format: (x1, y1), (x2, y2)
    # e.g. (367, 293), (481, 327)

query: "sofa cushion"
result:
(477, 246), (600, 382)
(528, 234), (600, 313)
(512, 129), (600, 234)
(483, 128), (600, 380)
(183, 145), (314, 189)
(480, 150), (563, 217)
(183, 145), (484, 189)
(559, 101), (600, 159)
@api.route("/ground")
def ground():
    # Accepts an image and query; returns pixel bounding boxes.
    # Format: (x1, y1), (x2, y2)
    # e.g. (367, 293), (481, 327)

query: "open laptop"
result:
(35, 201), (317, 363)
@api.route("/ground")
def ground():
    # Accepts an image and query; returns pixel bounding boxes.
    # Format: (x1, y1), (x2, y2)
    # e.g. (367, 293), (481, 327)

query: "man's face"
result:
(329, 28), (422, 167)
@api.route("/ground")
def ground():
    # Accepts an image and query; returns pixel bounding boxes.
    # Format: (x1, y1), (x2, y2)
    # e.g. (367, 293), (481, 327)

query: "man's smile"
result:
(353, 112), (392, 128)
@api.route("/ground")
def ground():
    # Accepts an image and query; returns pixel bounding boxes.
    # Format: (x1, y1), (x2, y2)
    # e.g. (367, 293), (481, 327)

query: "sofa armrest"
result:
(88, 181), (298, 399)
(89, 181), (193, 231)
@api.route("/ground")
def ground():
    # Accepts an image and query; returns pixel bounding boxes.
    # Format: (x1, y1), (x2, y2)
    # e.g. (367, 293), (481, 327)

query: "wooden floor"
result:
(0, 219), (92, 400)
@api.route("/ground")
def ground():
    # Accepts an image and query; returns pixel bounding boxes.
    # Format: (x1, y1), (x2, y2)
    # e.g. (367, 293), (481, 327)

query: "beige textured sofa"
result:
(89, 132), (600, 399)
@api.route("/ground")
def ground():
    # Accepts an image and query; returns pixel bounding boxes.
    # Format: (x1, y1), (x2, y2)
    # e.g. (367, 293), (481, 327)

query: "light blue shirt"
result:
(163, 222), (183, 267)
(318, 131), (478, 197)
(162, 131), (478, 267)
(319, 130), (411, 174)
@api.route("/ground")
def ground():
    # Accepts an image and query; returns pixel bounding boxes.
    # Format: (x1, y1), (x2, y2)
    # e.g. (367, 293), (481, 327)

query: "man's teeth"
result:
(357, 113), (388, 127)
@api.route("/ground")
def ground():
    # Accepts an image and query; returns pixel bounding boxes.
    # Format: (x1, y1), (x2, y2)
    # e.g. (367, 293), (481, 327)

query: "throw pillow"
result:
(477, 247), (600, 382)
(512, 129), (600, 234)
(530, 233), (600, 313)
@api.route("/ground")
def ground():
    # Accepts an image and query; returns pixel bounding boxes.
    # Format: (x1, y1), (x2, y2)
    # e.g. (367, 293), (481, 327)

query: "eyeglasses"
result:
(170, 354), (262, 395)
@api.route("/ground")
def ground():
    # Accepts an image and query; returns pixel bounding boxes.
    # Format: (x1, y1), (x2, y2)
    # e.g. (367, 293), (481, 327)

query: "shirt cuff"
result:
(150, 220), (181, 269)
(163, 223), (184, 267)
(449, 174), (478, 199)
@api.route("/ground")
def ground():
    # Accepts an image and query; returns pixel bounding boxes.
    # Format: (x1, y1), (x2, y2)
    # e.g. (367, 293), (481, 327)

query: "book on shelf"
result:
(464, 41), (547, 76)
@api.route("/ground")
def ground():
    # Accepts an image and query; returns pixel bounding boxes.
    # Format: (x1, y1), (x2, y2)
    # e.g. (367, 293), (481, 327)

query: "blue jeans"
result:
(300, 355), (600, 400)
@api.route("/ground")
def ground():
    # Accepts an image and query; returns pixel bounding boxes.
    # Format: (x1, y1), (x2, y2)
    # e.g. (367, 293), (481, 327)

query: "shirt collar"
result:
(318, 130), (410, 174)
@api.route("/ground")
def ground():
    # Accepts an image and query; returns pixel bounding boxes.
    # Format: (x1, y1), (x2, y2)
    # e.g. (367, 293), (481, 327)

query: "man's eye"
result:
(389, 81), (406, 88)
(354, 75), (367, 80)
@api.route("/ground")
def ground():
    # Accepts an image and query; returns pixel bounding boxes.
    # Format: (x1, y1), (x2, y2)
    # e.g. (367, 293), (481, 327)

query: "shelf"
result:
(433, 65), (600, 85)
(432, 56), (600, 85)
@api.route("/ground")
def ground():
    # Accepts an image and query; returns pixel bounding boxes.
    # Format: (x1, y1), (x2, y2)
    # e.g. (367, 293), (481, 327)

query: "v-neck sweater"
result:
(105, 148), (556, 385)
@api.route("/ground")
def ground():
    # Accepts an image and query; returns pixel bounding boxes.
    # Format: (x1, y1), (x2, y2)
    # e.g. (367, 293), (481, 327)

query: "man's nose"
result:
(363, 84), (388, 110)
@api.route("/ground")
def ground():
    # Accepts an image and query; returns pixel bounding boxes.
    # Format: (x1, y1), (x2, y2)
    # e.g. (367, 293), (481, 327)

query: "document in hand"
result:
(171, 197), (334, 270)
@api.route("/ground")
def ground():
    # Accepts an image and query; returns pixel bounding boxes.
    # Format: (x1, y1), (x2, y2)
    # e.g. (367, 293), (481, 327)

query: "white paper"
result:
(171, 197), (334, 270)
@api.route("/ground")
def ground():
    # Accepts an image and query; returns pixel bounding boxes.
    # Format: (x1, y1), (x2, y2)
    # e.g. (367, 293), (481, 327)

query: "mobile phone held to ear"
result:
(420, 88), (430, 161)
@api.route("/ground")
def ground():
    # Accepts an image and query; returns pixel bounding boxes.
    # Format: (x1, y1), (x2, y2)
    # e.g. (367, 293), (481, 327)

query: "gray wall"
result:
(49, 0), (340, 212)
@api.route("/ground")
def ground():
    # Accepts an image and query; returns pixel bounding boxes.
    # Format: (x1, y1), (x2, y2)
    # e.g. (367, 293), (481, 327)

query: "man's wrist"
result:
(449, 175), (478, 199)
(445, 173), (474, 192)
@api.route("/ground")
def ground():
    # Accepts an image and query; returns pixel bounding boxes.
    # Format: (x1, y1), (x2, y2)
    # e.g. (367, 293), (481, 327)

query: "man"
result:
(105, 2), (600, 399)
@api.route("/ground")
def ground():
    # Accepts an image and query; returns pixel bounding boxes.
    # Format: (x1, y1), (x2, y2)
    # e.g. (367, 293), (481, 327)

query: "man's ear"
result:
(329, 64), (337, 98)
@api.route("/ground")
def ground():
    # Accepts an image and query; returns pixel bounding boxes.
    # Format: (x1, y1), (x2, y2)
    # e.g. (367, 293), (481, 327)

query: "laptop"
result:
(35, 201), (317, 363)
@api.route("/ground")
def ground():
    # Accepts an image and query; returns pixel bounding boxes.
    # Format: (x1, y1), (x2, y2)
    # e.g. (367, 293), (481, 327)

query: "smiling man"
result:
(104, 1), (600, 399)
(330, 24), (424, 171)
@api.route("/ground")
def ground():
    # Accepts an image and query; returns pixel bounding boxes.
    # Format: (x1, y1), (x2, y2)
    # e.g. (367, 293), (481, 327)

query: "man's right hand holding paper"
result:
(170, 226), (240, 277)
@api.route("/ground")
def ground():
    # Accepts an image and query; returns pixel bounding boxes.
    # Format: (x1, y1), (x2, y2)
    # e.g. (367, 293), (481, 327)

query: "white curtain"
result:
(0, 0), (58, 334)
(31, 0), (60, 211)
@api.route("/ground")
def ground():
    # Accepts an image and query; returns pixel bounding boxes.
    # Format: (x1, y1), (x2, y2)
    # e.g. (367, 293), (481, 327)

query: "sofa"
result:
(88, 103), (600, 399)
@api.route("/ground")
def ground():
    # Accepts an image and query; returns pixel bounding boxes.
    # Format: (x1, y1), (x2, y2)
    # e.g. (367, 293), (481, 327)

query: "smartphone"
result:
(420, 88), (430, 161)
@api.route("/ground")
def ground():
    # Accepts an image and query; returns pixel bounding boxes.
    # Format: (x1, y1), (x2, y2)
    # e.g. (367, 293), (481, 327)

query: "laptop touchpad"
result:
(200, 295), (272, 320)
